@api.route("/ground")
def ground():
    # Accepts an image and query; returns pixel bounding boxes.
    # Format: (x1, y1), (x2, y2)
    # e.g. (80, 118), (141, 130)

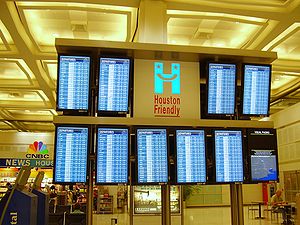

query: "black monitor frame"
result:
(241, 63), (272, 117)
(53, 124), (90, 184)
(213, 128), (245, 184)
(95, 125), (130, 185)
(246, 128), (279, 183)
(56, 54), (92, 116)
(135, 127), (169, 185)
(205, 62), (238, 118)
(174, 128), (207, 185)
(97, 55), (134, 117)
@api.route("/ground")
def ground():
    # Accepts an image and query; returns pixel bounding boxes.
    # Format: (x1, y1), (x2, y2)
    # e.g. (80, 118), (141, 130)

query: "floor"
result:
(92, 206), (286, 225)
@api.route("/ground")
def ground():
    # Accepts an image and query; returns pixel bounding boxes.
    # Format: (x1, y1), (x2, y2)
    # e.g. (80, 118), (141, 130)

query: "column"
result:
(138, 0), (168, 44)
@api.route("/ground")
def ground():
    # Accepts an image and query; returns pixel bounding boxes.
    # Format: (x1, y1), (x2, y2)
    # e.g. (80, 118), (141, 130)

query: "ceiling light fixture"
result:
(283, 71), (300, 76)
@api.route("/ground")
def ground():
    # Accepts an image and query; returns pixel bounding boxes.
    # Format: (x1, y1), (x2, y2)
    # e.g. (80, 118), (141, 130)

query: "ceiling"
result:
(0, 0), (299, 132)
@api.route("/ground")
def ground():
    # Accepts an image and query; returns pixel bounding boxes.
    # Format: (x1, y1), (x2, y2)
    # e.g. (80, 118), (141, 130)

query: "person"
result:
(68, 190), (73, 204)
(49, 185), (58, 205)
(50, 185), (57, 198)
(71, 202), (84, 214)
(6, 182), (13, 190)
(271, 189), (290, 224)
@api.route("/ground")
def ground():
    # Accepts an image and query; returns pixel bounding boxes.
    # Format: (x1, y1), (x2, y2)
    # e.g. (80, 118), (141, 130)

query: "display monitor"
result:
(242, 64), (271, 116)
(54, 126), (89, 183)
(57, 55), (91, 113)
(248, 129), (278, 182)
(176, 130), (206, 184)
(96, 127), (129, 184)
(137, 129), (168, 184)
(98, 57), (131, 115)
(207, 63), (237, 115)
(214, 130), (244, 183)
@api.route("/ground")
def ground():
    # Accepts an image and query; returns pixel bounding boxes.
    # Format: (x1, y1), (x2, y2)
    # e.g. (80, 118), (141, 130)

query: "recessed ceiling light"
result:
(283, 71), (300, 76)
(216, 43), (225, 47)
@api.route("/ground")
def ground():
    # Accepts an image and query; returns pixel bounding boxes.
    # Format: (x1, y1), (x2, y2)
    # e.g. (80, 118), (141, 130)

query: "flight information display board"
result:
(248, 129), (278, 182)
(98, 57), (131, 113)
(207, 63), (236, 115)
(215, 130), (243, 183)
(96, 128), (129, 184)
(242, 64), (271, 116)
(54, 126), (89, 183)
(137, 129), (168, 183)
(251, 150), (277, 181)
(176, 130), (206, 183)
(57, 55), (90, 112)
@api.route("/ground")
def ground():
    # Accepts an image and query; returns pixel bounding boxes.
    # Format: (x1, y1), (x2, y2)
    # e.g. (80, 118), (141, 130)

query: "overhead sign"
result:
(134, 59), (200, 119)
(0, 159), (53, 167)
(0, 140), (53, 167)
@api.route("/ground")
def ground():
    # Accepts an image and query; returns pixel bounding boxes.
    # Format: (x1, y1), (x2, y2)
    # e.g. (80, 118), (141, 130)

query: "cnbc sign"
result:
(153, 62), (181, 117)
(0, 141), (53, 167)
(26, 141), (50, 159)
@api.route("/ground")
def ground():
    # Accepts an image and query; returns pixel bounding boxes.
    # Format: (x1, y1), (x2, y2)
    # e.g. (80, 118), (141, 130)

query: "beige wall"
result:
(0, 132), (54, 159)
(214, 183), (263, 205)
(268, 102), (300, 202)
(242, 184), (263, 204)
(270, 102), (300, 183)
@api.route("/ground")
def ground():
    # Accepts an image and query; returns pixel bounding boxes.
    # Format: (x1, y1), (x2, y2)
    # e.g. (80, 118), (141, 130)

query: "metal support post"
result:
(161, 184), (171, 225)
(180, 187), (184, 225)
(230, 184), (244, 225)
(130, 185), (134, 225)
(87, 161), (93, 225)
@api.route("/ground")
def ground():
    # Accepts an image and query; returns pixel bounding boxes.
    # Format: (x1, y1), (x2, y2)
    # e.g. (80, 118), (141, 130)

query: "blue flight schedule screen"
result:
(251, 150), (277, 181)
(208, 63), (236, 115)
(98, 58), (130, 112)
(137, 129), (168, 183)
(176, 130), (206, 183)
(243, 65), (271, 115)
(215, 130), (243, 182)
(55, 127), (89, 183)
(58, 56), (90, 111)
(96, 128), (128, 183)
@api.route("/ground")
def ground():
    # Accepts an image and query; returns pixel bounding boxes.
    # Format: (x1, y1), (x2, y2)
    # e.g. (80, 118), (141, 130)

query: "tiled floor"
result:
(92, 206), (286, 225)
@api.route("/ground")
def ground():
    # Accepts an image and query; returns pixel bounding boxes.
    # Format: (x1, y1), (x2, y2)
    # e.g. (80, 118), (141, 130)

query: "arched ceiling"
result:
(0, 0), (299, 131)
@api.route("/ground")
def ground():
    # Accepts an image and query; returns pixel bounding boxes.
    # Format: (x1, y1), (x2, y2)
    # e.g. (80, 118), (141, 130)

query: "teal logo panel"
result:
(154, 62), (180, 94)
